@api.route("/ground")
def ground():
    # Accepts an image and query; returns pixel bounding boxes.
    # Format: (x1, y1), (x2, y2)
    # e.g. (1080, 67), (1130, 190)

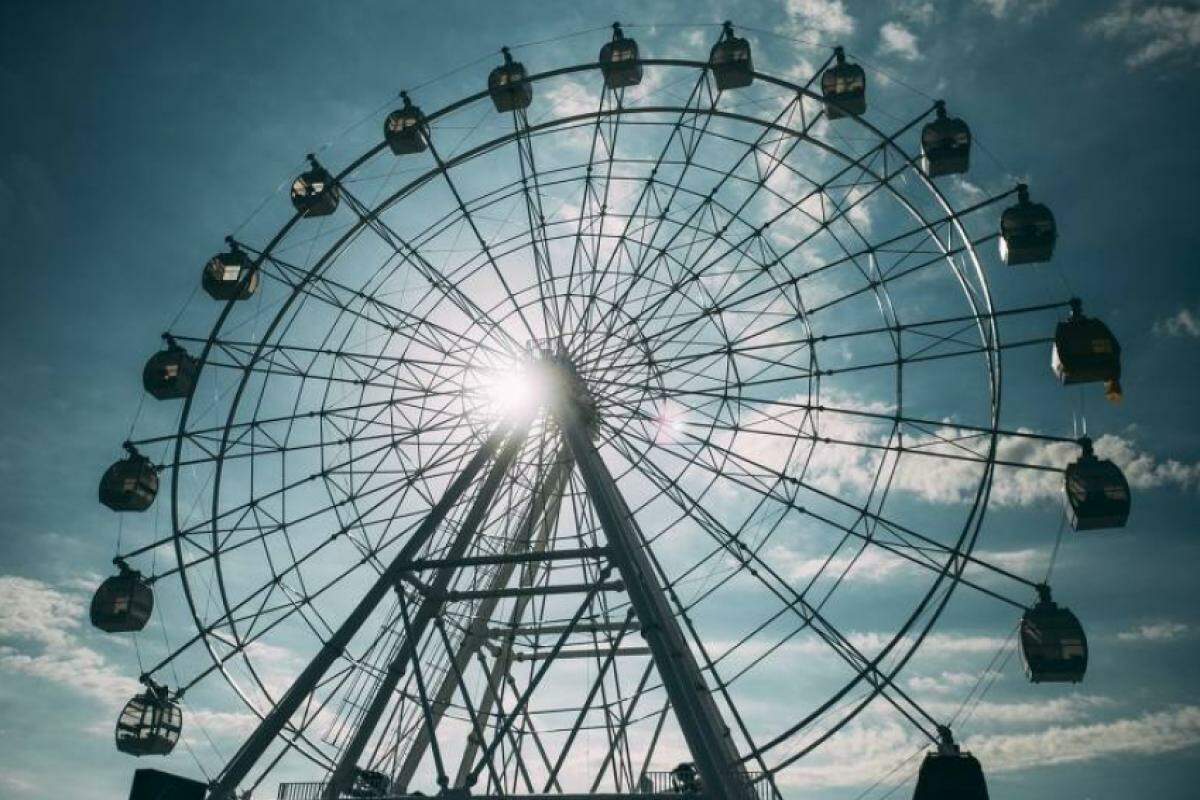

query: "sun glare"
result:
(476, 361), (552, 420)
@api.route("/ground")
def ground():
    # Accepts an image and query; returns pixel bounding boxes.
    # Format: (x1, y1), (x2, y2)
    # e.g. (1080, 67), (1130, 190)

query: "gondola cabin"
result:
(913, 748), (989, 800)
(822, 46), (867, 119)
(999, 184), (1056, 265)
(1020, 588), (1088, 683)
(91, 563), (154, 633)
(142, 337), (198, 400)
(599, 23), (642, 89)
(709, 22), (753, 91)
(201, 243), (258, 301)
(384, 93), (428, 155)
(99, 446), (158, 512)
(489, 47), (532, 112)
(1053, 300), (1122, 402)
(1065, 438), (1131, 530)
(920, 101), (971, 177)
(116, 683), (183, 757)
(291, 157), (340, 217)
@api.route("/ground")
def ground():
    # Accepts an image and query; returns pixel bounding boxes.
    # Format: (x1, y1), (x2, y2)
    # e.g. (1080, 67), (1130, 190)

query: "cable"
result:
(1044, 506), (1069, 583)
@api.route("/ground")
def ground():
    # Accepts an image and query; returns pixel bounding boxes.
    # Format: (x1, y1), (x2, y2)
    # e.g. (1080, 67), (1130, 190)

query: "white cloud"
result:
(928, 694), (1115, 725)
(906, 669), (986, 693)
(0, 575), (83, 647)
(967, 547), (1043, 574)
(543, 78), (598, 118)
(916, 429), (1200, 505)
(767, 541), (913, 584)
(0, 772), (38, 795)
(1095, 433), (1200, 492)
(975, 0), (1056, 20)
(969, 705), (1200, 770)
(894, 0), (937, 25)
(730, 390), (1200, 508)
(1117, 620), (1190, 642)
(776, 720), (919, 789)
(775, 705), (1200, 789)
(780, 0), (857, 37)
(1154, 305), (1200, 337)
(0, 575), (139, 705)
(1088, 2), (1200, 67)
(186, 708), (262, 740)
(0, 642), (139, 705)
(878, 22), (922, 61)
(794, 630), (1012, 658)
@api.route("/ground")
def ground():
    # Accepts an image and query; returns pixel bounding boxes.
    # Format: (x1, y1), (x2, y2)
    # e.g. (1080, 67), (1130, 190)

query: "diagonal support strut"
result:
(554, 390), (757, 800)
(207, 425), (512, 800)
(321, 421), (531, 798)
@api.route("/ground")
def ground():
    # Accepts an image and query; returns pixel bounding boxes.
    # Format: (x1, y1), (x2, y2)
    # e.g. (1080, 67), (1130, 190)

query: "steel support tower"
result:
(209, 356), (755, 800)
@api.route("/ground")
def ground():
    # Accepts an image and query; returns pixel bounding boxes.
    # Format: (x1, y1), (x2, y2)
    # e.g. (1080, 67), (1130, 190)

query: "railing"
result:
(280, 771), (772, 799)
(278, 783), (326, 800)
(640, 770), (771, 799)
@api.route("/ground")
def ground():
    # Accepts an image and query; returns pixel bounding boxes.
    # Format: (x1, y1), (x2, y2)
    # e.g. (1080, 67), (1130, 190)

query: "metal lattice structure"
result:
(96, 22), (1131, 800)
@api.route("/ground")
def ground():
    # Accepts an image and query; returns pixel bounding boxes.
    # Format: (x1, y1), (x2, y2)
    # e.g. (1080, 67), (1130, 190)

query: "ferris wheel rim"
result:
(151, 53), (1012, 778)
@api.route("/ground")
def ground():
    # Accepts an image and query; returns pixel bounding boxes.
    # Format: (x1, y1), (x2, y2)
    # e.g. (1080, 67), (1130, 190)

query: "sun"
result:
(472, 358), (555, 421)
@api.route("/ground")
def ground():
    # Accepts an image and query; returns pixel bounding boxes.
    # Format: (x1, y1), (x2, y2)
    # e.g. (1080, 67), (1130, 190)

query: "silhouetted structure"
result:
(202, 240), (259, 301)
(1065, 437), (1131, 530)
(128, 769), (206, 800)
(999, 183), (1056, 265)
(913, 727), (989, 800)
(600, 22), (642, 89)
(99, 444), (158, 512)
(709, 22), (753, 91)
(920, 101), (971, 177)
(670, 762), (703, 794)
(385, 92), (428, 155)
(91, 560), (154, 633)
(142, 335), (198, 400)
(822, 46), (866, 119)
(116, 681), (182, 757)
(489, 47), (532, 112)
(291, 155), (340, 217)
(1021, 586), (1088, 683)
(347, 769), (390, 798)
(1053, 299), (1122, 402)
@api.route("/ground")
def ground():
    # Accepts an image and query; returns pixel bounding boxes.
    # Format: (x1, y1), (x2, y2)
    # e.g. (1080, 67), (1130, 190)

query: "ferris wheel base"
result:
(128, 768), (207, 800)
(276, 791), (716, 800)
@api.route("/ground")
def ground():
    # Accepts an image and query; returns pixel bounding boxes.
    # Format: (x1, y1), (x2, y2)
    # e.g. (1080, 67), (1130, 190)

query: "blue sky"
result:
(2, 1), (1200, 798)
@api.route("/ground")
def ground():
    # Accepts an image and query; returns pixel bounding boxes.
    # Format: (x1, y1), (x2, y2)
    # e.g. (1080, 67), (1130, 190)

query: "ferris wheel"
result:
(92, 21), (1133, 800)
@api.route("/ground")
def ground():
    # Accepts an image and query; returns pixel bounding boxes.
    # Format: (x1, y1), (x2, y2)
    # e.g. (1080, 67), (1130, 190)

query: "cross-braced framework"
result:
(95, 21), (1131, 800)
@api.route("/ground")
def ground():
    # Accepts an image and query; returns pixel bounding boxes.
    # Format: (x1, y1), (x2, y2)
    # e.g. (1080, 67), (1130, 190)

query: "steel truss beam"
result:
(322, 423), (532, 798)
(555, 391), (757, 800)
(207, 426), (513, 800)
(406, 546), (609, 572)
(393, 447), (573, 793)
(214, 400), (754, 799)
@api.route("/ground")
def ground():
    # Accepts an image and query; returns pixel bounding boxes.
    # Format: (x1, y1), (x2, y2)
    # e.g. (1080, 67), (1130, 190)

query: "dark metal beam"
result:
(394, 448), (573, 792)
(513, 646), (651, 663)
(554, 387), (757, 800)
(450, 452), (572, 789)
(406, 546), (608, 572)
(321, 423), (530, 799)
(488, 621), (639, 638)
(207, 426), (510, 800)
(445, 580), (624, 602)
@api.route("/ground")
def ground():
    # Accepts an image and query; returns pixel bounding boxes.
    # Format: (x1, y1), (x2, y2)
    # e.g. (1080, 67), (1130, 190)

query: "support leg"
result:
(555, 399), (756, 800)
(322, 423), (530, 798)
(393, 446), (572, 792)
(208, 426), (510, 800)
